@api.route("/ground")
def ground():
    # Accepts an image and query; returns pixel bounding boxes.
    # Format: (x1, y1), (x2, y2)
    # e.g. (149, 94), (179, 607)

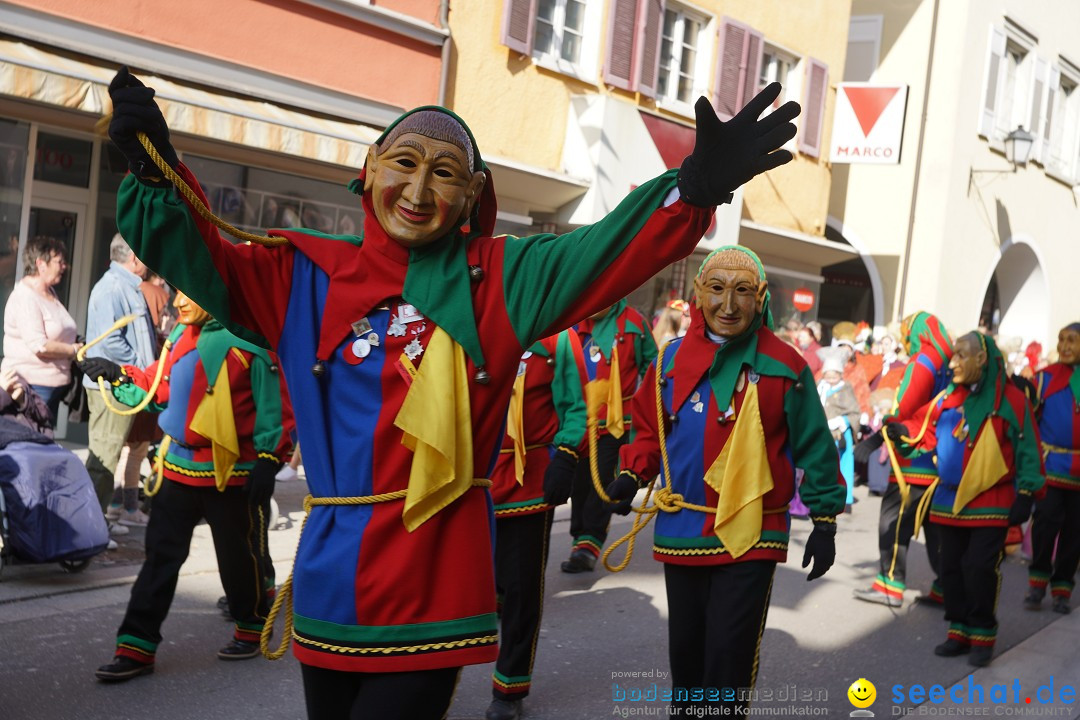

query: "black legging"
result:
(300, 664), (461, 720)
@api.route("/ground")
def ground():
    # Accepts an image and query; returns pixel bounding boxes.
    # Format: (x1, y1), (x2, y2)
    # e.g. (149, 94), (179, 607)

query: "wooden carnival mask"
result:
(363, 111), (486, 248)
(1057, 325), (1080, 366)
(949, 333), (988, 386)
(174, 290), (211, 327)
(693, 249), (768, 339)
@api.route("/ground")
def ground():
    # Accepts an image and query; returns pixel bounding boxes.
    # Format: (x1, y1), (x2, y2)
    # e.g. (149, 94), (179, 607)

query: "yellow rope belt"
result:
(261, 479), (492, 660)
(1043, 443), (1080, 459)
(498, 443), (548, 454)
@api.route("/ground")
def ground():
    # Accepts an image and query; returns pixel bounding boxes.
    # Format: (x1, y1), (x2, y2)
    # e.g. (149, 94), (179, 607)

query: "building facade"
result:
(0, 0), (448, 436)
(831, 0), (1080, 350)
(447, 0), (860, 328)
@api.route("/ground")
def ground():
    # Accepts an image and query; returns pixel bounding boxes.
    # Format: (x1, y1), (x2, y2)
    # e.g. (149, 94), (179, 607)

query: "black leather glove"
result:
(605, 471), (641, 516)
(542, 446), (578, 507)
(884, 422), (907, 443)
(108, 66), (178, 185)
(245, 457), (279, 507)
(801, 519), (837, 581)
(853, 432), (885, 466)
(78, 356), (125, 384)
(1007, 493), (1035, 526)
(677, 83), (801, 207)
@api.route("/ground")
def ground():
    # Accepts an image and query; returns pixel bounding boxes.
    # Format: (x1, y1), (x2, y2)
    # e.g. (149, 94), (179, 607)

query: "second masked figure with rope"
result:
(604, 247), (847, 716)
(83, 290), (294, 681)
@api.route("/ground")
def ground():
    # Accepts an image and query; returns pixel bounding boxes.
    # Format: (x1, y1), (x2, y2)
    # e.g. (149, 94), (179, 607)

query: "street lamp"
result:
(968, 125), (1036, 195)
(1003, 125), (1035, 169)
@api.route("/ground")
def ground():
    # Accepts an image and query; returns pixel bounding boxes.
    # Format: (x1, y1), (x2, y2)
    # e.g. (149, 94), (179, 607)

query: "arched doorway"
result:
(979, 239), (1049, 346)
(822, 219), (884, 328)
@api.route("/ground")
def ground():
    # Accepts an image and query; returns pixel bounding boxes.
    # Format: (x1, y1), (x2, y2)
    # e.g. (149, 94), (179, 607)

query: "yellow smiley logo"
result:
(848, 678), (876, 709)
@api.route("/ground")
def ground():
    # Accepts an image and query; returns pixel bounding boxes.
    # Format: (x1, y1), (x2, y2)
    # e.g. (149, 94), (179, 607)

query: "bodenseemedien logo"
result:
(849, 678), (877, 717)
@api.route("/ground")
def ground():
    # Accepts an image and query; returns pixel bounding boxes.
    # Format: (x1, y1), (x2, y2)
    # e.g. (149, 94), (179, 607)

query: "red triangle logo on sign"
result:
(845, 86), (900, 137)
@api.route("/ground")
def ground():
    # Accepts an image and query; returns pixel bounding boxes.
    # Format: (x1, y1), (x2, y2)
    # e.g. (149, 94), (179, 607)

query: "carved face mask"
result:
(363, 113), (486, 248)
(1057, 325), (1080, 366)
(949, 334), (987, 386)
(693, 249), (768, 339)
(174, 290), (211, 327)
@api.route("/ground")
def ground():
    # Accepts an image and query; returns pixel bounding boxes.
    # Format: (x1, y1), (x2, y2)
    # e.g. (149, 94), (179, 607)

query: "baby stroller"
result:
(0, 418), (109, 576)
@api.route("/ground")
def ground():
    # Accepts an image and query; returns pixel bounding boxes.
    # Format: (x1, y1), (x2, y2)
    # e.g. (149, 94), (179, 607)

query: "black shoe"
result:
(934, 639), (971, 657)
(485, 698), (523, 720)
(968, 645), (993, 667)
(853, 588), (902, 608)
(1052, 596), (1071, 614)
(560, 549), (596, 574)
(217, 639), (260, 661)
(95, 656), (154, 682)
(1023, 587), (1045, 611)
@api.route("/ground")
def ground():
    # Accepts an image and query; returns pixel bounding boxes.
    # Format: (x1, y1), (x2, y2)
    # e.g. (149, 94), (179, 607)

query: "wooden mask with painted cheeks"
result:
(1058, 324), (1080, 366)
(693, 248), (768, 339)
(362, 111), (486, 248)
(949, 333), (988, 386)
(174, 290), (211, 327)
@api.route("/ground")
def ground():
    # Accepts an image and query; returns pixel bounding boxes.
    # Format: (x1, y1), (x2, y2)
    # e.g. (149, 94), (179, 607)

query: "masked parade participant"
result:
(853, 312), (953, 608)
(606, 247), (846, 715)
(1025, 322), (1080, 614)
(86, 290), (293, 681)
(561, 299), (657, 573)
(105, 64), (800, 719)
(884, 332), (1044, 667)
(486, 329), (587, 720)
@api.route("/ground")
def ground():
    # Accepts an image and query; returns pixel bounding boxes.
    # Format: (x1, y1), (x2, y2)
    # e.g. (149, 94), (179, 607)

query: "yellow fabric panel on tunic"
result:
(507, 370), (527, 484)
(585, 346), (624, 439)
(952, 425), (1009, 513)
(395, 327), (476, 532)
(704, 381), (773, 559)
(188, 359), (239, 492)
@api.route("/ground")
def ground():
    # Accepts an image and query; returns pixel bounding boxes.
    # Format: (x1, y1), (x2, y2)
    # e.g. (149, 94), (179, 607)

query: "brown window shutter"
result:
(714, 17), (750, 121)
(742, 29), (764, 108)
(501, 0), (537, 55)
(605, 0), (640, 90)
(635, 0), (666, 99)
(798, 57), (829, 157)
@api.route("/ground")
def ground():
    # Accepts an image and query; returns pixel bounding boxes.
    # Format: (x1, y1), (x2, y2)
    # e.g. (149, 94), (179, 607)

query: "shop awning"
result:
(485, 154), (590, 217)
(739, 219), (860, 272)
(0, 38), (380, 167)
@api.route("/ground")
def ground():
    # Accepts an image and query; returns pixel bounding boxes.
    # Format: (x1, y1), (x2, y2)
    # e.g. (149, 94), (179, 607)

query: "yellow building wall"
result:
(447, 0), (849, 238)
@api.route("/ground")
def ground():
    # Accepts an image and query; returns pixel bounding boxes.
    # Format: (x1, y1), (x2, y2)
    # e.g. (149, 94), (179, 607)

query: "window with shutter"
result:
(604, 0), (638, 90)
(501, 0), (538, 55)
(798, 58), (828, 158)
(979, 25), (1006, 138)
(654, 3), (709, 109)
(743, 31), (763, 111)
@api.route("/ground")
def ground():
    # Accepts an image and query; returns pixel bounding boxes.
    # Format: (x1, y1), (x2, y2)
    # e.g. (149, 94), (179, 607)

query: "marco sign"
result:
(829, 84), (908, 164)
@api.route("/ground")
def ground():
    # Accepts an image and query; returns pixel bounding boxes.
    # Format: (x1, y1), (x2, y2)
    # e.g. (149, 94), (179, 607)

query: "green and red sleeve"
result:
(248, 350), (294, 464)
(500, 171), (713, 347)
(1006, 386), (1046, 496)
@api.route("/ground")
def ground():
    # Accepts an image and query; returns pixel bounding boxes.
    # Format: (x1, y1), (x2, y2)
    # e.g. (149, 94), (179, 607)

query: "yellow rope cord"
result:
(135, 132), (289, 247)
(883, 389), (948, 581)
(588, 417), (616, 503)
(261, 480), (493, 660)
(144, 435), (172, 497)
(1043, 443), (1080, 458)
(76, 315), (173, 417)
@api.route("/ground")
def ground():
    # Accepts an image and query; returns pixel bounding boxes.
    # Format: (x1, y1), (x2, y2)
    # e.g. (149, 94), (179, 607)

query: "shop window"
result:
(0, 119), (29, 354)
(656, 5), (709, 110)
(32, 132), (92, 189)
(181, 155), (365, 244)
